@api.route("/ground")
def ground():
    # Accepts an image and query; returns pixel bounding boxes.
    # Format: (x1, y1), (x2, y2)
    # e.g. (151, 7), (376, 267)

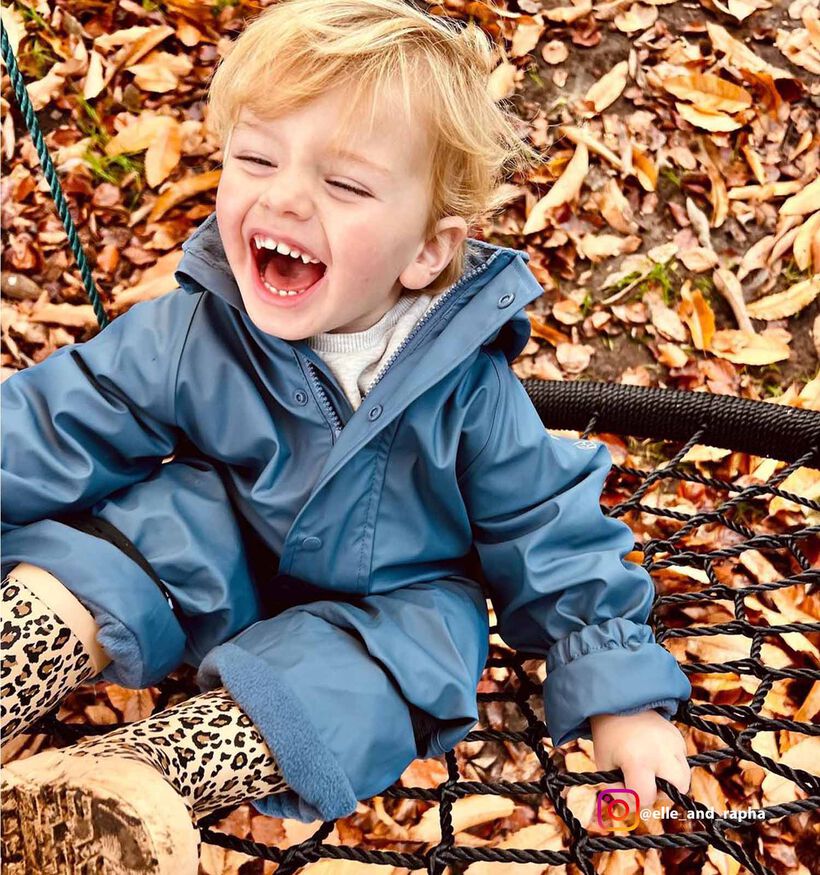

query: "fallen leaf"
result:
(409, 796), (516, 842)
(792, 210), (820, 271)
(663, 74), (752, 113)
(615, 3), (658, 33)
(746, 276), (820, 320)
(713, 268), (754, 333)
(780, 176), (820, 215)
(677, 103), (742, 132)
(543, 0), (593, 23)
(523, 144), (589, 233)
(145, 118), (182, 187)
(584, 61), (629, 113)
(678, 285), (716, 350)
(147, 170), (222, 222)
(709, 328), (791, 365)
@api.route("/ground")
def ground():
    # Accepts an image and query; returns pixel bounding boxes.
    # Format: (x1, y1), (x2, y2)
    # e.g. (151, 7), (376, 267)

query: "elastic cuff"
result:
(544, 626), (691, 747)
(197, 643), (358, 823)
(1, 519), (186, 688)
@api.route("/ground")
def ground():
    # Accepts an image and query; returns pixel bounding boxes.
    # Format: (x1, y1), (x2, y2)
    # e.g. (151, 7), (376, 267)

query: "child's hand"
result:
(589, 710), (691, 810)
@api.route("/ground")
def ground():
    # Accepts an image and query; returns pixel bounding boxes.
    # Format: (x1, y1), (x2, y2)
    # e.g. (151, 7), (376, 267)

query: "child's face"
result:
(216, 84), (460, 339)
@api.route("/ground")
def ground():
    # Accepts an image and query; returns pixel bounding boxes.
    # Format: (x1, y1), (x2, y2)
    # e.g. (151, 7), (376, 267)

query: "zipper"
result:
(364, 251), (498, 396)
(305, 359), (344, 440)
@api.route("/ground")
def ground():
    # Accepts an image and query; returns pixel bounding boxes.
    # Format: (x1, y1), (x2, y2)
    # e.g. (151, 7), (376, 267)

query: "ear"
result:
(400, 216), (469, 291)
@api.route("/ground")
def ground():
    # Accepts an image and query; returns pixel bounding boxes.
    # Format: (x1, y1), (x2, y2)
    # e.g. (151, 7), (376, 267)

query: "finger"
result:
(658, 755), (692, 796)
(620, 760), (657, 811)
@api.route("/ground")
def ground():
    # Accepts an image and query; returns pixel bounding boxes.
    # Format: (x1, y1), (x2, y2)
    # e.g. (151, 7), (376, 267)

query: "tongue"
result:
(263, 251), (324, 291)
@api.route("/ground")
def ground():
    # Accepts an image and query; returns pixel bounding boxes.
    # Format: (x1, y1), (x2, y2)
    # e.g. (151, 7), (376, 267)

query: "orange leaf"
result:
(147, 169), (221, 222)
(663, 74), (752, 113)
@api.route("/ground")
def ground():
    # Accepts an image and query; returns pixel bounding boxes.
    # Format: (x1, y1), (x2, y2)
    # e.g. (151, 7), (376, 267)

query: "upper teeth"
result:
(253, 235), (320, 264)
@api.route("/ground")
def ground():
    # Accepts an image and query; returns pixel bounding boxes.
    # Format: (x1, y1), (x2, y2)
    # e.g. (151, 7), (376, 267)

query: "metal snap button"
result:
(301, 536), (322, 551)
(368, 404), (383, 421)
(497, 292), (515, 308)
(294, 390), (308, 406)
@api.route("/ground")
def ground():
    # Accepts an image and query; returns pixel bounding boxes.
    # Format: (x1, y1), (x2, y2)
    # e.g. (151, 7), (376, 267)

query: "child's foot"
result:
(1, 748), (200, 874)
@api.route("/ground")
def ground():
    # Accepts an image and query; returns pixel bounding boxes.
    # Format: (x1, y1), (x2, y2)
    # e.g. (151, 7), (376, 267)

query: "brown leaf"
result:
(105, 685), (156, 722)
(529, 315), (571, 346)
(663, 74), (752, 113)
(678, 285), (716, 350)
(709, 328), (791, 365)
(29, 303), (99, 330)
(793, 211), (820, 271)
(746, 276), (820, 320)
(147, 170), (222, 222)
(523, 144), (589, 233)
(780, 176), (820, 216)
(584, 61), (629, 113)
(409, 796), (516, 842)
(713, 268), (754, 333)
(126, 51), (193, 93)
(145, 118), (182, 187)
(543, 0), (592, 22)
(677, 103), (742, 132)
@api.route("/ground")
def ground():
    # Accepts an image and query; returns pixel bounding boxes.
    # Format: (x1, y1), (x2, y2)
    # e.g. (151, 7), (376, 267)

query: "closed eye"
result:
(237, 156), (371, 197)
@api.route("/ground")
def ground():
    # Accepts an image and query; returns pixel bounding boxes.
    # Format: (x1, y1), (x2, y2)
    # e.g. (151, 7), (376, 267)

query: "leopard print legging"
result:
(1, 576), (96, 742)
(71, 688), (290, 819)
(2, 574), (289, 817)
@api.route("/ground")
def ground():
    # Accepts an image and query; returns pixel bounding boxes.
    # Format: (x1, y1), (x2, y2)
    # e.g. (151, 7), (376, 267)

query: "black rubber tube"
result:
(522, 380), (820, 464)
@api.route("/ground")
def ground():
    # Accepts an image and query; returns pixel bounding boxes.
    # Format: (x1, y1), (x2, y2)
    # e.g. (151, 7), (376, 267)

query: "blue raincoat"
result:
(2, 212), (691, 822)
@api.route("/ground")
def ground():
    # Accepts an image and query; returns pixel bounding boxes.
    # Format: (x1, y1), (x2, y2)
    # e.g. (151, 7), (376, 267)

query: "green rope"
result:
(1, 23), (108, 329)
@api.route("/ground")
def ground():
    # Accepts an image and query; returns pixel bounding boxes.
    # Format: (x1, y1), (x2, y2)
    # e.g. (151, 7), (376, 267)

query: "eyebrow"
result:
(232, 121), (392, 177)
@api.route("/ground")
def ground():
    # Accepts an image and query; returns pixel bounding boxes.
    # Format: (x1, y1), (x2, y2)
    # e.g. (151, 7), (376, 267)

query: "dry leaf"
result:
(584, 61), (629, 113)
(792, 210), (820, 271)
(523, 144), (589, 233)
(762, 737), (819, 804)
(677, 103), (742, 132)
(780, 176), (820, 215)
(709, 328), (791, 365)
(630, 145), (657, 191)
(746, 276), (820, 320)
(409, 796), (516, 842)
(126, 51), (193, 93)
(510, 17), (544, 57)
(488, 62), (518, 101)
(529, 315), (571, 346)
(615, 3), (658, 33)
(147, 170), (222, 222)
(713, 268), (754, 333)
(543, 0), (593, 23)
(680, 247), (719, 272)
(556, 342), (593, 373)
(560, 126), (623, 170)
(542, 40), (569, 64)
(678, 285), (716, 350)
(663, 74), (752, 113)
(29, 303), (99, 330)
(83, 50), (106, 100)
(145, 118), (182, 187)
(113, 250), (183, 308)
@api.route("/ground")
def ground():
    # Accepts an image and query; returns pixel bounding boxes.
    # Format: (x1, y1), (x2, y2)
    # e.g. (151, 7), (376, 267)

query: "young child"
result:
(1, 0), (692, 870)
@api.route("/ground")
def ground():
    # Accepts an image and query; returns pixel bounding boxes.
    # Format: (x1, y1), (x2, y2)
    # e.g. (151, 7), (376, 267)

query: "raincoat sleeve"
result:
(458, 349), (691, 748)
(2, 292), (197, 535)
(1, 293), (202, 685)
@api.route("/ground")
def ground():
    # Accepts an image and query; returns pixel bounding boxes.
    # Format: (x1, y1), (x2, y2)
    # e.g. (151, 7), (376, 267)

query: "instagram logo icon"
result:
(596, 789), (640, 831)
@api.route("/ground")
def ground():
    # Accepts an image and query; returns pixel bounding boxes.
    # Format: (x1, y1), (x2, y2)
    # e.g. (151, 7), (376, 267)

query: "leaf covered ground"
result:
(1, 1), (818, 874)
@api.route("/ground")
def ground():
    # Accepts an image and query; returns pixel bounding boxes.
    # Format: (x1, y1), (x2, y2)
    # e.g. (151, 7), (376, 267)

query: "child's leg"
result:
(1, 563), (110, 742)
(2, 687), (288, 875)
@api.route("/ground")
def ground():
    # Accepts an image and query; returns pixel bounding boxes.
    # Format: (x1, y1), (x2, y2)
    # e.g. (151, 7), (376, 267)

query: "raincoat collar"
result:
(175, 212), (543, 369)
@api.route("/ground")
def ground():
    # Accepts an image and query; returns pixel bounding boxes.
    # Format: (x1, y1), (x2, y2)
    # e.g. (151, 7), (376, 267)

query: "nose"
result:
(258, 168), (313, 221)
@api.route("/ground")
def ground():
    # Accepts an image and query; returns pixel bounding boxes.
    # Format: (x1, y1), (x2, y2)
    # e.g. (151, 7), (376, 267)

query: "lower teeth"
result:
(262, 277), (301, 297)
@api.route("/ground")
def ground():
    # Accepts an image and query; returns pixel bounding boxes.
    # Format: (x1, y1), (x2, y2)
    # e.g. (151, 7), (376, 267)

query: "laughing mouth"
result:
(250, 237), (327, 297)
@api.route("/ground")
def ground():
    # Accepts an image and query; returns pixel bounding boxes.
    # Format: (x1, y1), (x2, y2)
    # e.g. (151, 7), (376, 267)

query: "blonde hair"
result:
(208, 0), (544, 291)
